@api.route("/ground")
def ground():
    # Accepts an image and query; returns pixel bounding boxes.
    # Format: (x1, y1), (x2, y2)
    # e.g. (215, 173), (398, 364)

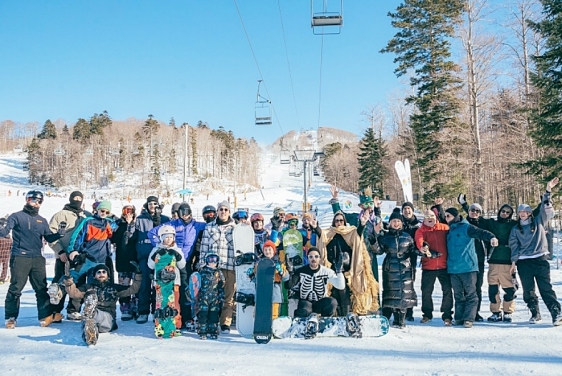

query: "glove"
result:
(168, 249), (182, 262)
(157, 248), (167, 256)
(246, 267), (255, 277)
(270, 216), (283, 231)
(285, 256), (294, 274)
(61, 275), (74, 287)
(275, 262), (284, 275)
(290, 255), (303, 267)
(334, 250), (343, 274)
(421, 242), (431, 257)
(130, 261), (141, 274)
(457, 193), (467, 206)
(57, 221), (67, 236)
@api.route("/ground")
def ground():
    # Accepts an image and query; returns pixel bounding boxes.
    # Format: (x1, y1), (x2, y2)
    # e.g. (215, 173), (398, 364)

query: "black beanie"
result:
(69, 191), (84, 210)
(69, 191), (83, 201)
(401, 202), (415, 211)
(171, 202), (181, 214)
(92, 264), (110, 275)
(445, 207), (459, 218)
(389, 208), (403, 222)
(146, 196), (159, 204)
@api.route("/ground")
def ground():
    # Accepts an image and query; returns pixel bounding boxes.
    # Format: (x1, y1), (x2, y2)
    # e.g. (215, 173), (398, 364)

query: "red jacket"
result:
(414, 222), (449, 271)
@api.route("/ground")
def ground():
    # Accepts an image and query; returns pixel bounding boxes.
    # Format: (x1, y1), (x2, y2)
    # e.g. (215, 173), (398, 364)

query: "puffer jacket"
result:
(374, 228), (417, 310)
(71, 215), (117, 263)
(135, 210), (170, 260)
(198, 218), (236, 271)
(148, 218), (206, 261)
(447, 217), (496, 274)
(414, 222), (449, 270)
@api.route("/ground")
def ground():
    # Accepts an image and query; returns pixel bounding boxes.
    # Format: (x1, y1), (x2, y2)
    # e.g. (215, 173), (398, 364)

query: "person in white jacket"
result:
(148, 225), (186, 286)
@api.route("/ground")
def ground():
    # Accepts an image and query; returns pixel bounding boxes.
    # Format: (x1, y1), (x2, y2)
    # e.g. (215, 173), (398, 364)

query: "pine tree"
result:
(381, 0), (465, 202)
(528, 0), (562, 177)
(89, 111), (111, 136)
(72, 118), (91, 142)
(357, 127), (387, 196)
(25, 137), (42, 184)
(37, 120), (57, 139)
(150, 143), (161, 188)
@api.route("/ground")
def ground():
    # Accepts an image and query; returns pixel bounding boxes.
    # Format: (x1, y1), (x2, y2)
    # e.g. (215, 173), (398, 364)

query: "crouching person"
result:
(63, 263), (142, 345)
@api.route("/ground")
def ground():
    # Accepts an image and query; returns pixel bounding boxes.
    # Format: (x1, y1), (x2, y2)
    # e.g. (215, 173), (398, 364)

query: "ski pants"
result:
(517, 257), (560, 314)
(5, 255), (53, 320)
(476, 262), (484, 315)
(487, 264), (515, 314)
(52, 258), (81, 314)
(137, 258), (153, 315)
(451, 272), (478, 322)
(331, 284), (351, 316)
(198, 308), (220, 335)
(219, 269), (236, 327)
(83, 309), (114, 333)
(294, 297), (337, 318)
(420, 269), (453, 320)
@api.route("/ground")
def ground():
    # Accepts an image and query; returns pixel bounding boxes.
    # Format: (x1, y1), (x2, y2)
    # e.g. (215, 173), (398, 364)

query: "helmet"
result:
(250, 213), (264, 223)
(285, 213), (297, 221)
(202, 205), (216, 223)
(171, 202), (181, 214)
(158, 225), (176, 241)
(121, 205), (136, 216)
(233, 209), (248, 220)
(202, 205), (217, 215)
(205, 253), (220, 264)
(25, 190), (44, 204)
(178, 203), (192, 217)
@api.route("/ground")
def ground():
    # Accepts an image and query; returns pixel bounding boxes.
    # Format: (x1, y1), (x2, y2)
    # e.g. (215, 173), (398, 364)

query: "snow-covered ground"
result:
(1, 153), (562, 375)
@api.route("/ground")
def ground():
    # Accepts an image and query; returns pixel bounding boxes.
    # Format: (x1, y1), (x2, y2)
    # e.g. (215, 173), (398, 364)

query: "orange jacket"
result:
(414, 222), (449, 271)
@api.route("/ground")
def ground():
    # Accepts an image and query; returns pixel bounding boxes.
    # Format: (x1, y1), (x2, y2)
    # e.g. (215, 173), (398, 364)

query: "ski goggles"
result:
(122, 207), (134, 215)
(287, 219), (298, 226)
(203, 211), (216, 220)
(237, 210), (248, 219)
(206, 255), (219, 264)
(363, 202), (374, 207)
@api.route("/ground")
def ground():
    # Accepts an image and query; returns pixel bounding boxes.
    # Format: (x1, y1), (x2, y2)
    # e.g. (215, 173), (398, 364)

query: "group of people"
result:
(0, 176), (560, 345)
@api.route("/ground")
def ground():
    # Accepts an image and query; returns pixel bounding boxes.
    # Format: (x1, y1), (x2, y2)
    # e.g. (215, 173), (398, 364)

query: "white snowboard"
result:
(233, 223), (256, 338)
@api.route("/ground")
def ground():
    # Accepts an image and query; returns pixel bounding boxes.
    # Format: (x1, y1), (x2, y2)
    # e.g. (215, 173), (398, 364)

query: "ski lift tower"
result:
(293, 150), (318, 212)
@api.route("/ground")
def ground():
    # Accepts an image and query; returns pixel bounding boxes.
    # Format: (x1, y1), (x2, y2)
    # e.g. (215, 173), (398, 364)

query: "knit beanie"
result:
(217, 200), (231, 212)
(97, 200), (112, 212)
(401, 202), (415, 211)
(389, 208), (403, 222)
(445, 207), (459, 218)
(263, 240), (277, 253)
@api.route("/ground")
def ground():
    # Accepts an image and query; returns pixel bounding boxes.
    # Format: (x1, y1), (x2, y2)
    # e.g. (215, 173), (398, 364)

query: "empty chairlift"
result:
(255, 80), (272, 126)
(280, 149), (291, 165)
(311, 0), (343, 35)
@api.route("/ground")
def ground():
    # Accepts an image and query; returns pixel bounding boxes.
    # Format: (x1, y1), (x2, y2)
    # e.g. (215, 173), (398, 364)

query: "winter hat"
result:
(146, 196), (159, 204)
(445, 207), (459, 218)
(302, 213), (313, 221)
(359, 186), (374, 205)
(389, 208), (403, 222)
(217, 200), (231, 212)
(263, 240), (277, 253)
(469, 203), (483, 212)
(171, 202), (181, 214)
(97, 200), (112, 212)
(401, 202), (415, 211)
(517, 204), (532, 213)
(273, 207), (285, 216)
(423, 209), (436, 218)
(92, 264), (110, 276)
(69, 191), (83, 202)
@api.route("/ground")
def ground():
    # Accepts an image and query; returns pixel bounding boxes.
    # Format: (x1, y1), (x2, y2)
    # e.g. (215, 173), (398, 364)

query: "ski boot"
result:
(48, 283), (63, 305)
(487, 312), (502, 322)
(304, 313), (319, 339)
(346, 313), (362, 338)
(529, 306), (541, 324)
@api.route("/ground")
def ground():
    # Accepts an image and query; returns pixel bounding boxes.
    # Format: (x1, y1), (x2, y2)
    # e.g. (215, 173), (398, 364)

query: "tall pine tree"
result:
(37, 119), (57, 139)
(357, 127), (387, 196)
(528, 0), (562, 178)
(381, 0), (464, 202)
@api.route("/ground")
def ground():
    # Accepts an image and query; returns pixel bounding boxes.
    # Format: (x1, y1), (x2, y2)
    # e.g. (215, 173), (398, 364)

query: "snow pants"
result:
(83, 309), (114, 333)
(487, 264), (515, 314)
(52, 258), (81, 315)
(517, 257), (560, 315)
(421, 268), (453, 320)
(219, 269), (236, 327)
(294, 297), (337, 318)
(450, 272), (478, 322)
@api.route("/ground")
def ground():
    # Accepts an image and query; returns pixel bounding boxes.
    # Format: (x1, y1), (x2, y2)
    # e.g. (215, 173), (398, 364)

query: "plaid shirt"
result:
(199, 219), (236, 271)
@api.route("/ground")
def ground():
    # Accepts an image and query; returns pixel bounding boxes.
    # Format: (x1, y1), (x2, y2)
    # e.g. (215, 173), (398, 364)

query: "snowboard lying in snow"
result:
(272, 313), (390, 339)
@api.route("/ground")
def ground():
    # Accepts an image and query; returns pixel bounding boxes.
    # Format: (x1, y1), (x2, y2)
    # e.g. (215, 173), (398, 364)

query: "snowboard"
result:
(233, 223), (257, 338)
(188, 271), (202, 330)
(271, 314), (390, 339)
(280, 229), (304, 316)
(253, 258), (275, 344)
(153, 252), (182, 339)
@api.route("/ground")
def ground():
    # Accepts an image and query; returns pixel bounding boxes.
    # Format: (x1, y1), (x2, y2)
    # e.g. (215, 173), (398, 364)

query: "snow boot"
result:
(550, 306), (562, 326)
(464, 321), (473, 328)
(136, 314), (149, 324)
(503, 313), (512, 323)
(48, 283), (63, 305)
(66, 312), (82, 321)
(487, 312), (502, 322)
(304, 313), (319, 339)
(120, 303), (133, 321)
(82, 291), (98, 320)
(5, 317), (16, 329)
(82, 318), (99, 346)
(529, 305), (541, 324)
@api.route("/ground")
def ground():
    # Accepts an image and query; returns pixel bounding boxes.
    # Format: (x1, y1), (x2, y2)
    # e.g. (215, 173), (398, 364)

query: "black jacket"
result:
(0, 208), (62, 257)
(113, 219), (138, 272)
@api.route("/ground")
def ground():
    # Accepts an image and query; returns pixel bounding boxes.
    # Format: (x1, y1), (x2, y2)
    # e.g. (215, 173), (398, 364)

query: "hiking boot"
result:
(136, 314), (149, 324)
(463, 321), (473, 328)
(420, 316), (432, 324)
(503, 313), (512, 323)
(529, 306), (541, 324)
(5, 317), (16, 329)
(452, 320), (464, 326)
(487, 312), (502, 322)
(220, 324), (230, 333)
(551, 306), (562, 326)
(40, 313), (63, 327)
(475, 314), (484, 322)
(443, 319), (452, 326)
(82, 318), (99, 346)
(67, 312), (82, 321)
(82, 292), (98, 320)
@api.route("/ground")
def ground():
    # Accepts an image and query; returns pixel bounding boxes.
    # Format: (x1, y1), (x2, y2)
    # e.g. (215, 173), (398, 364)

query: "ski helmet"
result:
(171, 202), (181, 215)
(205, 253), (220, 264)
(250, 213), (264, 223)
(177, 203), (192, 217)
(25, 190), (44, 204)
(233, 209), (248, 220)
(202, 205), (216, 215)
(158, 225), (176, 242)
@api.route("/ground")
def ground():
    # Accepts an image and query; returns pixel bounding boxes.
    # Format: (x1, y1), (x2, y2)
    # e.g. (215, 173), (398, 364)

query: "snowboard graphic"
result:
(153, 252), (182, 339)
(280, 229), (304, 316)
(395, 159), (413, 203)
(253, 258), (275, 344)
(188, 271), (201, 326)
(272, 314), (390, 339)
(233, 223), (257, 338)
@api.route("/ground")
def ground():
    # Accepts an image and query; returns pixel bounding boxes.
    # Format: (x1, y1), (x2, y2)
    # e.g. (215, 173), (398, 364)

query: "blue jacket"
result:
(148, 218), (206, 260)
(135, 210), (170, 260)
(71, 215), (118, 263)
(447, 218), (495, 274)
(0, 209), (61, 257)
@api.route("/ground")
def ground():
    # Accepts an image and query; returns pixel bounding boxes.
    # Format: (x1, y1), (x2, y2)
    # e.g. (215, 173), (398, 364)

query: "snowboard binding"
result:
(154, 306), (179, 319)
(346, 313), (363, 338)
(234, 291), (255, 309)
(156, 267), (176, 283)
(289, 255), (304, 267)
(235, 252), (257, 266)
(304, 313), (319, 339)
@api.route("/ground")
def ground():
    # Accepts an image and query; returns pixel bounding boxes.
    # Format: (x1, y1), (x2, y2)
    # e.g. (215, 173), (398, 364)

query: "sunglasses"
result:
(334, 219), (345, 223)
(308, 255), (320, 259)
(99, 209), (110, 215)
(363, 202), (374, 207)
(29, 198), (43, 204)
(96, 270), (108, 275)
(500, 210), (512, 215)
(218, 208), (229, 212)
(122, 208), (134, 215)
(470, 209), (481, 213)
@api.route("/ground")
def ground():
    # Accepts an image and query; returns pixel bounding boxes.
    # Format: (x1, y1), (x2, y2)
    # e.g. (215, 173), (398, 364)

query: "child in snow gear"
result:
(63, 263), (142, 345)
(192, 253), (225, 339)
(148, 225), (186, 338)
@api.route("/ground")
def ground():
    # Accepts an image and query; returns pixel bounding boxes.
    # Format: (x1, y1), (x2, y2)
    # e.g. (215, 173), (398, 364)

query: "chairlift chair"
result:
(255, 80), (272, 126)
(54, 148), (65, 156)
(311, 0), (343, 35)
(280, 149), (291, 165)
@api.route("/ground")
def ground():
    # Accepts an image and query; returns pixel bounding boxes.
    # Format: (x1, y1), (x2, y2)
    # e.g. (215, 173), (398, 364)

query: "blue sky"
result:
(0, 1), (405, 144)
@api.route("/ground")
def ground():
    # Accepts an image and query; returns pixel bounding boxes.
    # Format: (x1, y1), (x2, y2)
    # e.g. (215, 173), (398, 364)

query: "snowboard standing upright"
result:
(253, 258), (275, 344)
(153, 252), (182, 338)
(188, 271), (202, 331)
(280, 229), (303, 316)
(233, 223), (257, 337)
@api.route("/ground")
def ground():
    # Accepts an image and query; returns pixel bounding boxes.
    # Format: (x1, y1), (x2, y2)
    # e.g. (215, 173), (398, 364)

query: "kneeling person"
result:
(290, 247), (345, 317)
(64, 264), (142, 345)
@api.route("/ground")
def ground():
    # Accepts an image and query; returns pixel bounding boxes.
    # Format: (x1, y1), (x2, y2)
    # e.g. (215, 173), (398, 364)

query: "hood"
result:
(497, 204), (514, 223)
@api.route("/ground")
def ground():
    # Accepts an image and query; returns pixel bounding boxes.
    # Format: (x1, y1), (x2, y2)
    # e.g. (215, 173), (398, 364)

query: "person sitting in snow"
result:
(63, 263), (142, 346)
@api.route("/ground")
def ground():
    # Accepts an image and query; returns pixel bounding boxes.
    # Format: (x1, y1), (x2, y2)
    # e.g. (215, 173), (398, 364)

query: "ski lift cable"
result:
(232, 0), (285, 136)
(276, 0), (302, 130)
(317, 33), (325, 130)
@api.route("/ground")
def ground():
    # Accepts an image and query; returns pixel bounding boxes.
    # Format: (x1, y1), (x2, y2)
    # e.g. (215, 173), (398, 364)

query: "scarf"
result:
(23, 204), (39, 216)
(63, 203), (83, 215)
